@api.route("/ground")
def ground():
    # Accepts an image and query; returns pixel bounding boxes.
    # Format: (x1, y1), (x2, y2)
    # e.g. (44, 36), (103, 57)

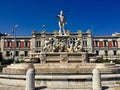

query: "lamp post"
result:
(12, 25), (18, 63)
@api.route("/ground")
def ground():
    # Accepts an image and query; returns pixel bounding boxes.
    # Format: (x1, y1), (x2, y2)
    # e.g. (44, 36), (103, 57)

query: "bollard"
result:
(25, 68), (35, 90)
(92, 68), (102, 90)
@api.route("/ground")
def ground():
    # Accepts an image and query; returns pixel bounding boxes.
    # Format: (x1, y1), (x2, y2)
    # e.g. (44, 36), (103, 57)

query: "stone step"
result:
(38, 86), (92, 90)
(40, 88), (92, 90)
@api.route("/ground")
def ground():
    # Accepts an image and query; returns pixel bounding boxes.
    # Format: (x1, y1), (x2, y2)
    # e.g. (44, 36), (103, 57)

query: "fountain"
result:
(1, 11), (120, 90)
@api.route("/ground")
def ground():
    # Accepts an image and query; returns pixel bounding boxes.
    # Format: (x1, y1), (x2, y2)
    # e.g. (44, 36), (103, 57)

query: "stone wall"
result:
(0, 74), (120, 89)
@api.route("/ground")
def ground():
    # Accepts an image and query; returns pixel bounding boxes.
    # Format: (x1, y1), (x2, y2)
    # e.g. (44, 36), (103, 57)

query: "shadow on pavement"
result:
(102, 86), (109, 90)
(35, 86), (47, 90)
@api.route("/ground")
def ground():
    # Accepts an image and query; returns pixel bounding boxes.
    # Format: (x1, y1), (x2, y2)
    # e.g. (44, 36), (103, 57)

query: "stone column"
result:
(1, 38), (4, 52)
(31, 30), (36, 53)
(1, 38), (5, 57)
(87, 30), (93, 53)
(92, 68), (102, 90)
(25, 68), (35, 90)
(78, 30), (83, 48)
(41, 30), (46, 52)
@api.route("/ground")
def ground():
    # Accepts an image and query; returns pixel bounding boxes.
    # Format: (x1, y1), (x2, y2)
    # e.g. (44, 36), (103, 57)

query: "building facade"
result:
(1, 30), (120, 60)
(93, 33), (120, 59)
(1, 35), (31, 59)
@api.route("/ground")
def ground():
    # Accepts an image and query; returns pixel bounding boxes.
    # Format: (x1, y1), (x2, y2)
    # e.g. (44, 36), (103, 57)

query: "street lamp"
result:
(12, 25), (18, 63)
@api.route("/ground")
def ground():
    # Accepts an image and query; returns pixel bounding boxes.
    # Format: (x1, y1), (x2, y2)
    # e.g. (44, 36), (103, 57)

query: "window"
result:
(104, 40), (108, 47)
(94, 41), (99, 47)
(73, 40), (75, 46)
(16, 51), (19, 56)
(112, 40), (116, 47)
(36, 41), (41, 47)
(105, 50), (108, 56)
(7, 41), (11, 48)
(24, 51), (28, 56)
(16, 41), (19, 47)
(114, 51), (117, 56)
(70, 38), (75, 46)
(96, 51), (99, 55)
(83, 41), (87, 47)
(25, 41), (28, 47)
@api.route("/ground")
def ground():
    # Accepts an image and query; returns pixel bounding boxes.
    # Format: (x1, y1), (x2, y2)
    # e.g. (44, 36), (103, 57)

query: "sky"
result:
(0, 0), (120, 36)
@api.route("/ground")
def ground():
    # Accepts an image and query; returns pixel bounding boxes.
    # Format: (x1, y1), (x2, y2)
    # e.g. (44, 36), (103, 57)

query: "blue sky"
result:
(0, 0), (120, 36)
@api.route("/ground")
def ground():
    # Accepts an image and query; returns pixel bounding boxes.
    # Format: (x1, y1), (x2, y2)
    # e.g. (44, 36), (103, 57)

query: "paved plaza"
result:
(0, 84), (120, 90)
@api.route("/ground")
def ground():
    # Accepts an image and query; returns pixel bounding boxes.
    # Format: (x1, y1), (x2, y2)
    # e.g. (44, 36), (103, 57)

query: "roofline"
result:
(2, 36), (32, 39)
(93, 36), (120, 38)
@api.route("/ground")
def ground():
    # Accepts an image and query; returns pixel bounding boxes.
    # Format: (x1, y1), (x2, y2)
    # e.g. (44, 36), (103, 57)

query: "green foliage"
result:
(102, 59), (109, 63)
(102, 59), (120, 64)
(1, 59), (14, 65)
(116, 81), (120, 85)
(113, 59), (120, 64)
(0, 67), (2, 72)
(1, 59), (25, 65)
(15, 60), (25, 63)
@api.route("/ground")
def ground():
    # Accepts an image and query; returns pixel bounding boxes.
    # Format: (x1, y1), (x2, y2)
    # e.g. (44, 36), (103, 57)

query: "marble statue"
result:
(43, 38), (53, 52)
(52, 41), (66, 52)
(78, 30), (82, 37)
(53, 30), (59, 36)
(66, 30), (70, 36)
(74, 38), (82, 52)
(67, 43), (73, 52)
(57, 10), (66, 35)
